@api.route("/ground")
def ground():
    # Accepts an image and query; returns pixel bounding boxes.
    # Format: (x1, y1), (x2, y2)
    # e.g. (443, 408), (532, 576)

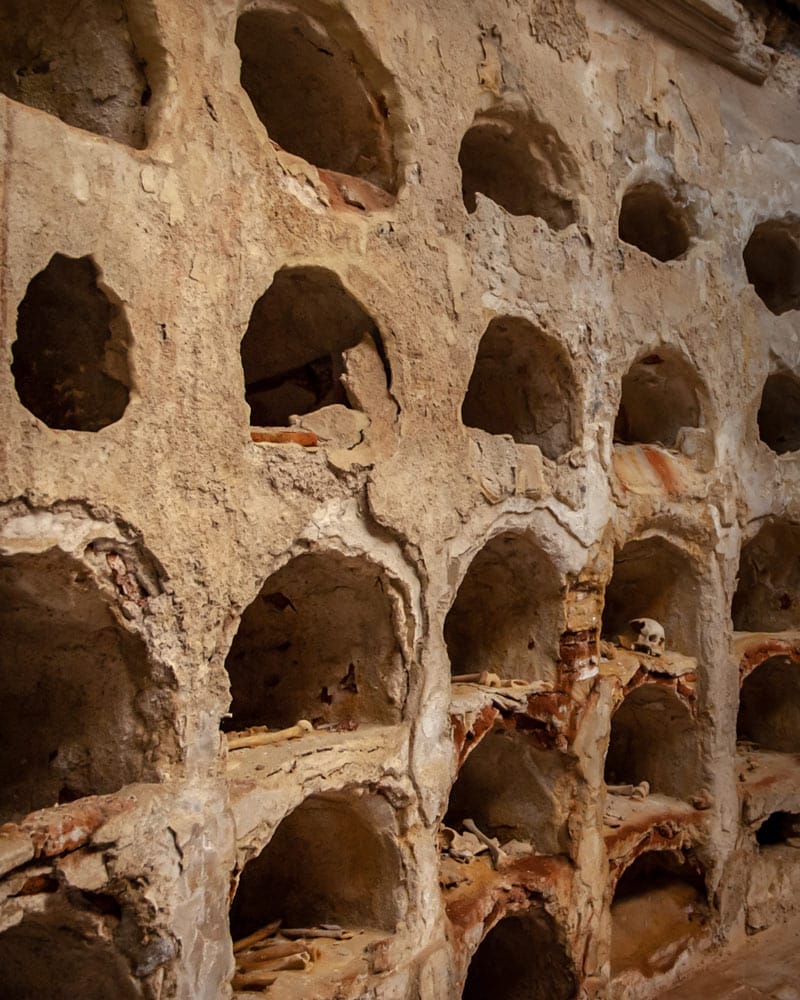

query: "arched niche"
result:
(758, 371), (800, 455)
(462, 910), (577, 1000)
(458, 109), (579, 229)
(12, 254), (132, 432)
(0, 0), (156, 148)
(240, 266), (390, 428)
(235, 2), (398, 196)
(229, 791), (403, 942)
(614, 349), (704, 449)
(0, 547), (172, 823)
(461, 316), (577, 460)
(738, 656), (800, 753)
(605, 685), (700, 801)
(756, 810), (800, 847)
(743, 217), (800, 315)
(224, 550), (406, 732)
(602, 535), (701, 658)
(618, 183), (692, 262)
(732, 521), (800, 632)
(445, 724), (571, 855)
(445, 531), (563, 685)
(0, 909), (142, 1000)
(610, 850), (708, 978)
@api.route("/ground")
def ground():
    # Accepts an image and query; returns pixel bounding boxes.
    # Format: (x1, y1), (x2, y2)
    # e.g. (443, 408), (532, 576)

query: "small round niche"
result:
(618, 183), (691, 262)
(0, 0), (154, 148)
(235, 3), (397, 195)
(614, 350), (702, 448)
(758, 372), (800, 454)
(12, 254), (131, 431)
(461, 316), (577, 460)
(458, 111), (579, 229)
(743, 218), (800, 315)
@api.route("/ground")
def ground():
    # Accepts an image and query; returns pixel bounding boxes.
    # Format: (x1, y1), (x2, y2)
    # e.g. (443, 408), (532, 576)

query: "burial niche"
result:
(445, 725), (570, 855)
(461, 316), (576, 459)
(223, 551), (405, 732)
(0, 548), (166, 823)
(462, 910), (577, 1000)
(757, 371), (800, 454)
(12, 254), (131, 432)
(229, 791), (402, 942)
(737, 656), (800, 753)
(614, 349), (702, 448)
(605, 686), (700, 801)
(756, 811), (800, 847)
(0, 0), (153, 148)
(611, 850), (708, 978)
(743, 218), (800, 315)
(618, 183), (691, 262)
(235, 3), (397, 195)
(240, 266), (389, 427)
(603, 536), (700, 658)
(458, 110), (579, 228)
(732, 521), (800, 632)
(445, 531), (562, 685)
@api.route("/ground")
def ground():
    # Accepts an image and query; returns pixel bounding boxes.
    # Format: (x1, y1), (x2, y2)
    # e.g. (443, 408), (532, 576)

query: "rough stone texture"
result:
(1, 0), (800, 997)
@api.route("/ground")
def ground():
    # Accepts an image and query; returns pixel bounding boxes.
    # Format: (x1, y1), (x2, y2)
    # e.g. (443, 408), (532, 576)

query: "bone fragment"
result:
(452, 671), (529, 688)
(462, 818), (508, 869)
(232, 970), (279, 990)
(237, 941), (316, 965)
(239, 951), (311, 975)
(281, 926), (353, 940)
(227, 720), (313, 751)
(607, 781), (649, 799)
(233, 920), (282, 953)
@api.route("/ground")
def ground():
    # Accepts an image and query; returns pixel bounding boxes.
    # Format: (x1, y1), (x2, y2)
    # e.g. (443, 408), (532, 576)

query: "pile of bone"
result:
(232, 921), (352, 993)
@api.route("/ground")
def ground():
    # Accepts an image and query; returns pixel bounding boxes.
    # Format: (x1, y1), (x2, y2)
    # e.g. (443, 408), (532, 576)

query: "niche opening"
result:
(445, 532), (562, 685)
(738, 657), (800, 753)
(461, 316), (577, 460)
(758, 372), (800, 455)
(12, 255), (131, 431)
(618, 183), (691, 262)
(224, 551), (405, 733)
(0, 0), (153, 147)
(756, 811), (800, 847)
(603, 536), (700, 659)
(0, 548), (168, 823)
(614, 350), (702, 448)
(235, 4), (397, 196)
(230, 791), (402, 942)
(445, 725), (570, 855)
(611, 850), (708, 978)
(458, 111), (579, 229)
(743, 218), (800, 315)
(605, 686), (700, 801)
(462, 910), (577, 1000)
(732, 521), (800, 632)
(240, 266), (389, 428)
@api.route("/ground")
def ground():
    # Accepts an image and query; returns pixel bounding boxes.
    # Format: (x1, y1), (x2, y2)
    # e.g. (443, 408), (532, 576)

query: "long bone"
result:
(227, 720), (313, 751)
(462, 818), (508, 869)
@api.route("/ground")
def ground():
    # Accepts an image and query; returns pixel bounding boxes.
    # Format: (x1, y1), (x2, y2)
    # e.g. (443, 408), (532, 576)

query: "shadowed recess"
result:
(606, 685), (701, 800)
(462, 316), (577, 460)
(0, 549), (168, 824)
(603, 536), (701, 658)
(0, 0), (152, 147)
(757, 371), (800, 454)
(743, 218), (800, 315)
(229, 792), (402, 940)
(223, 551), (406, 731)
(614, 350), (702, 448)
(462, 910), (577, 1000)
(240, 266), (389, 427)
(458, 111), (579, 229)
(611, 851), (708, 978)
(732, 521), (800, 632)
(756, 811), (800, 846)
(738, 656), (800, 752)
(12, 254), (131, 432)
(446, 724), (571, 854)
(235, 4), (397, 194)
(618, 183), (691, 262)
(445, 531), (563, 684)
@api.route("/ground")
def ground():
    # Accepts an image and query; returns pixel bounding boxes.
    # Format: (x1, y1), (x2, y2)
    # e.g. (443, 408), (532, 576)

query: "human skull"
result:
(629, 617), (665, 657)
